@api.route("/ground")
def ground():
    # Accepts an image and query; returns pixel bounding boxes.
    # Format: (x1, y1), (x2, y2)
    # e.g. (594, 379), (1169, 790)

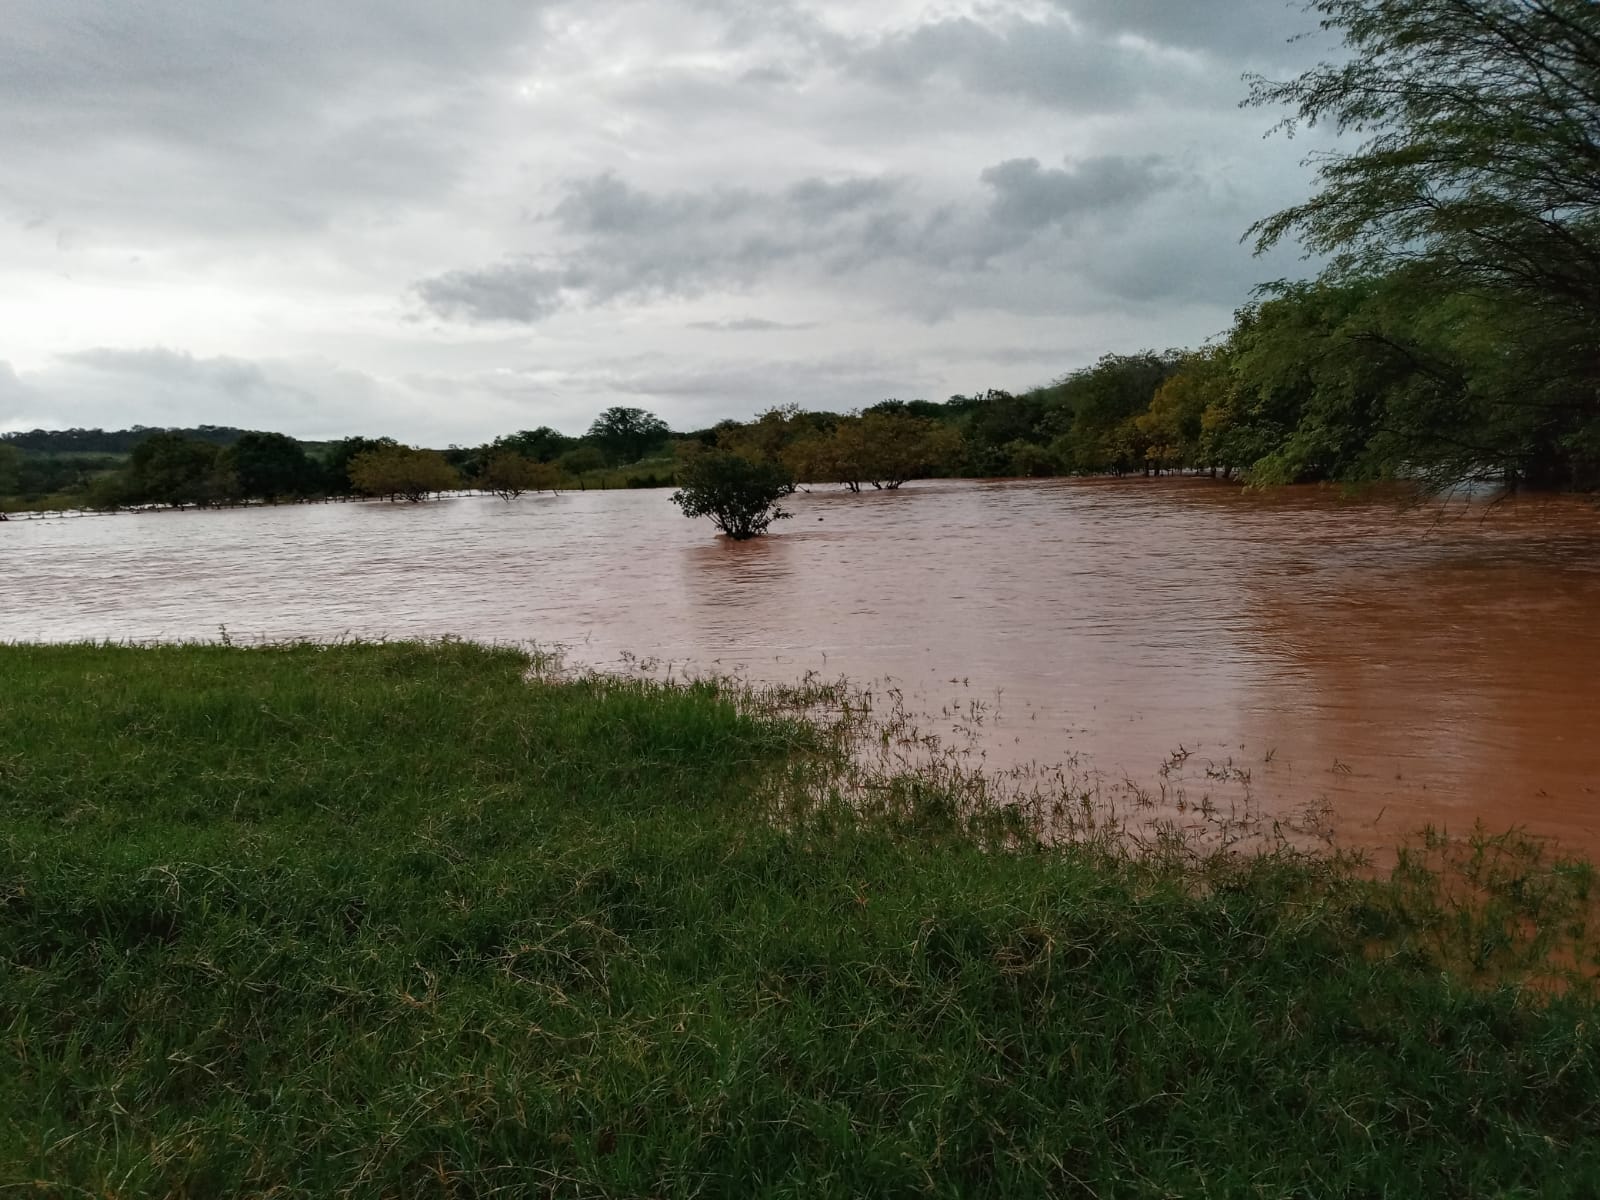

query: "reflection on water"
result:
(5, 478), (1599, 851)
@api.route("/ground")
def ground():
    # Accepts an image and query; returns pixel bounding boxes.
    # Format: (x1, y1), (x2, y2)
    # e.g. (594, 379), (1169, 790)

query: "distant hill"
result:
(0, 425), (257, 455)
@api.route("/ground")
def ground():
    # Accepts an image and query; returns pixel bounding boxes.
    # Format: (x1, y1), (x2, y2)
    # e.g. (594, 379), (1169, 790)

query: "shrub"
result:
(670, 451), (794, 539)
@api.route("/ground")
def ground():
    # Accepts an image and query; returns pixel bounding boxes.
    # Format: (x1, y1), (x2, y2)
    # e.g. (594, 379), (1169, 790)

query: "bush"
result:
(670, 451), (794, 539)
(348, 445), (459, 502)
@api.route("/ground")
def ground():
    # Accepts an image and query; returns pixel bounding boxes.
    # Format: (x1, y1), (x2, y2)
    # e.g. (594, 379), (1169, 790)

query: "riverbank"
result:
(2, 641), (1597, 1196)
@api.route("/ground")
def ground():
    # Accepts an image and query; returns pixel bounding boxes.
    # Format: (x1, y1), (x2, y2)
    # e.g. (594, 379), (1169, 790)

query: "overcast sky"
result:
(0, 0), (1339, 444)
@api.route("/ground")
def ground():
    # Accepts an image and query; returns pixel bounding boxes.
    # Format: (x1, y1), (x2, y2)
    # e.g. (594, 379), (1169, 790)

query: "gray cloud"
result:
(0, 1), (548, 238)
(0, 361), (30, 424)
(416, 154), (1190, 324)
(6, 349), (402, 440)
(416, 171), (918, 322)
(592, 353), (936, 422)
(980, 156), (1179, 229)
(845, 14), (1212, 113)
(687, 318), (820, 332)
(1062, 0), (1326, 61)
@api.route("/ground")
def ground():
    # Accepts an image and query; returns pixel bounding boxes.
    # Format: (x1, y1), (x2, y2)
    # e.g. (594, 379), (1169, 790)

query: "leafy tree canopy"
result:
(670, 452), (795, 539)
(221, 432), (317, 501)
(1248, 0), (1600, 486)
(480, 451), (562, 501)
(348, 445), (459, 503)
(1249, 0), (1600, 320)
(586, 407), (670, 465)
(493, 427), (575, 463)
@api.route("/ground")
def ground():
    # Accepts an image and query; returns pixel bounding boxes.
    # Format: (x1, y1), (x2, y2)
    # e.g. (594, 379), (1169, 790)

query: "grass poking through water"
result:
(1, 641), (1597, 1196)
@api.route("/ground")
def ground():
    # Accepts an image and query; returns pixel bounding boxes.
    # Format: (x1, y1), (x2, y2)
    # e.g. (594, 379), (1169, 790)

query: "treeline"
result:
(7, 267), (1599, 514)
(0, 409), (684, 511)
(688, 265), (1598, 493)
(0, 425), (254, 455)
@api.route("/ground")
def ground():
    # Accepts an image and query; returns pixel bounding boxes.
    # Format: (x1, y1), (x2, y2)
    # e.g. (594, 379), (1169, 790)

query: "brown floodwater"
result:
(4, 477), (1599, 852)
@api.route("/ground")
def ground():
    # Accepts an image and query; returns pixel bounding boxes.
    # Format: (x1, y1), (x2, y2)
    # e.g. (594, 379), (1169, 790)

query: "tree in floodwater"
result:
(348, 445), (459, 502)
(320, 437), (397, 496)
(788, 411), (964, 491)
(853, 409), (964, 489)
(127, 432), (221, 507)
(219, 432), (318, 501)
(670, 451), (794, 539)
(0, 443), (20, 497)
(480, 451), (561, 501)
(1248, 0), (1600, 487)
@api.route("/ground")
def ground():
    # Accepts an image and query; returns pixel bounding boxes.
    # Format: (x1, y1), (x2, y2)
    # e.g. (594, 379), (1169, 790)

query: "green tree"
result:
(718, 405), (814, 466)
(670, 451), (795, 539)
(960, 390), (1053, 475)
(1248, 0), (1600, 487)
(127, 432), (221, 507)
(221, 432), (316, 501)
(1139, 350), (1224, 473)
(443, 445), (486, 486)
(1047, 353), (1181, 473)
(1003, 439), (1060, 478)
(348, 445), (459, 503)
(854, 411), (964, 489)
(321, 437), (398, 496)
(587, 407), (670, 465)
(493, 427), (575, 463)
(558, 445), (607, 484)
(480, 451), (560, 501)
(0, 443), (20, 496)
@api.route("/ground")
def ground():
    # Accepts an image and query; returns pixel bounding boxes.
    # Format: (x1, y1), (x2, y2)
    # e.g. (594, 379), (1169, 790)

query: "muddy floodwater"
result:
(5, 477), (1599, 852)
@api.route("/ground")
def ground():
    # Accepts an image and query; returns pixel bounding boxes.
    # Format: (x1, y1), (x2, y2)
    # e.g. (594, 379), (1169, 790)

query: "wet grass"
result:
(2, 641), (1598, 1197)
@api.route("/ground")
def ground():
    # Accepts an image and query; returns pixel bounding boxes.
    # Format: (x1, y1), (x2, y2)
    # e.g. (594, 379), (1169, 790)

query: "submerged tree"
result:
(480, 451), (561, 501)
(348, 445), (459, 503)
(321, 437), (398, 496)
(670, 451), (794, 539)
(0, 443), (20, 497)
(126, 432), (221, 507)
(219, 431), (317, 501)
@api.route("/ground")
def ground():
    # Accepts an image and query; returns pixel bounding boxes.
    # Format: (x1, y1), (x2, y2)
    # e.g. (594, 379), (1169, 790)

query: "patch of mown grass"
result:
(2, 641), (1597, 1197)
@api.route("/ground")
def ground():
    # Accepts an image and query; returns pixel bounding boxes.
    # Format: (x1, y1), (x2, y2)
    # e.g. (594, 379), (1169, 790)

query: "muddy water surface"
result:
(5, 478), (1598, 851)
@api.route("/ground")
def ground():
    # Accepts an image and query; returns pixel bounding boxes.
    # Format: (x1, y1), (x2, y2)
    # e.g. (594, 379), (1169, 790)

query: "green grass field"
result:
(2, 641), (1597, 1196)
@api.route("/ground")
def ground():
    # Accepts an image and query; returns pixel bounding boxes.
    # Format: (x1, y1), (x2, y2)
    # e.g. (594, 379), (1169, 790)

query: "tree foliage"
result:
(1248, 0), (1600, 487)
(0, 443), (20, 497)
(480, 451), (561, 502)
(670, 452), (795, 539)
(557, 445), (607, 480)
(0, 425), (252, 455)
(220, 432), (317, 501)
(348, 445), (459, 503)
(492, 427), (575, 463)
(1249, 0), (1600, 312)
(587, 407), (670, 465)
(127, 433), (223, 507)
(321, 437), (398, 497)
